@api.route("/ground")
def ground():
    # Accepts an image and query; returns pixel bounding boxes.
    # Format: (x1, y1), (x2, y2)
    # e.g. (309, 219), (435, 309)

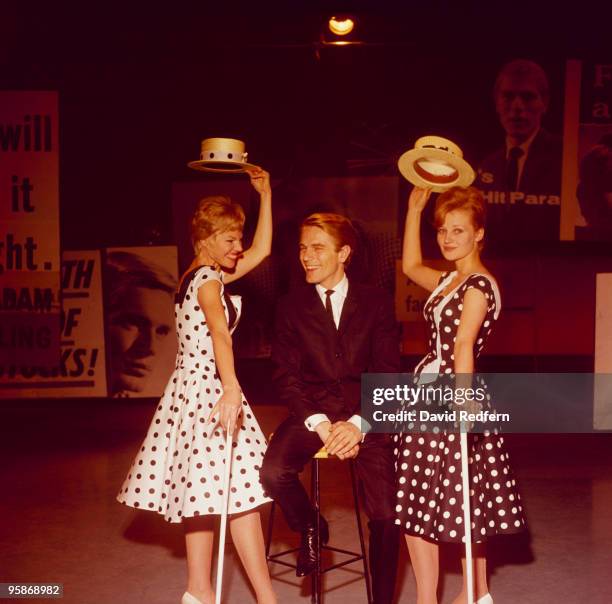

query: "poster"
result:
(395, 259), (448, 322)
(0, 250), (107, 397)
(561, 61), (612, 241)
(104, 246), (178, 398)
(0, 91), (61, 383)
(476, 59), (563, 242)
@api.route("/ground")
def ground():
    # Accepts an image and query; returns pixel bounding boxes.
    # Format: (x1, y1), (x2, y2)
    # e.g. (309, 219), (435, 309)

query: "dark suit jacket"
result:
(477, 129), (562, 242)
(272, 280), (400, 425)
(478, 128), (562, 196)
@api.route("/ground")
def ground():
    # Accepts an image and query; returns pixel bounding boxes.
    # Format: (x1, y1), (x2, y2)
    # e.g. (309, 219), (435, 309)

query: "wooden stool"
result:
(265, 446), (373, 604)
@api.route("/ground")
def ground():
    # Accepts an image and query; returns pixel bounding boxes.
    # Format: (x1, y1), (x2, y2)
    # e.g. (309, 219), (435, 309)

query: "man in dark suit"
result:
(260, 213), (400, 604)
(478, 59), (562, 242)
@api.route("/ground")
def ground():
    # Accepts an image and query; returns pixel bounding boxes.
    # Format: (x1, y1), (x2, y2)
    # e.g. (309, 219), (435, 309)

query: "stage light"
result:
(328, 16), (355, 36)
(321, 14), (361, 46)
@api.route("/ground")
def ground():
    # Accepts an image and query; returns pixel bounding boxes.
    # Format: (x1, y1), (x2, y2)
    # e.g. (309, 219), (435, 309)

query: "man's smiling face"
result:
(299, 225), (349, 290)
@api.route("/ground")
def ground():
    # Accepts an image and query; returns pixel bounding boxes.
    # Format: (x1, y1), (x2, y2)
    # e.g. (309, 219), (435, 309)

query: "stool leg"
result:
(265, 501), (275, 560)
(350, 460), (373, 604)
(311, 459), (322, 604)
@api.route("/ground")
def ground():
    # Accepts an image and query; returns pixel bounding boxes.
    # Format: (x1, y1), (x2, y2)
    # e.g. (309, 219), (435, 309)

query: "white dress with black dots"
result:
(117, 265), (271, 522)
(393, 271), (527, 543)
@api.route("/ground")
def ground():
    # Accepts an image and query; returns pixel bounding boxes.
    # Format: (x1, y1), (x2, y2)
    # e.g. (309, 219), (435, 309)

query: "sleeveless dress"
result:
(393, 271), (527, 543)
(117, 265), (270, 522)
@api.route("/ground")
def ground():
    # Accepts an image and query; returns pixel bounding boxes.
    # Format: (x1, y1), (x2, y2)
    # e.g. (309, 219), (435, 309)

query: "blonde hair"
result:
(191, 196), (245, 251)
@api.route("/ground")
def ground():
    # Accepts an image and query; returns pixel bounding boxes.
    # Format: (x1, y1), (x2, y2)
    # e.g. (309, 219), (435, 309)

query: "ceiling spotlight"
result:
(321, 14), (361, 46)
(328, 16), (355, 36)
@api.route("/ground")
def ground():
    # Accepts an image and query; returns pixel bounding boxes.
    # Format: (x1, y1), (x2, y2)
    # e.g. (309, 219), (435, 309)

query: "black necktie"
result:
(325, 289), (335, 327)
(506, 146), (524, 191)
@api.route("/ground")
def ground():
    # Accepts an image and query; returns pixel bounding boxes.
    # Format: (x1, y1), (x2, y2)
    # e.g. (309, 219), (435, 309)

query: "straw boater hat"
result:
(397, 136), (475, 192)
(188, 137), (259, 173)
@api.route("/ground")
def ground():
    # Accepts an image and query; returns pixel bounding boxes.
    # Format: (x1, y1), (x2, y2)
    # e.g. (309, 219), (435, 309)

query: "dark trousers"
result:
(260, 416), (400, 604)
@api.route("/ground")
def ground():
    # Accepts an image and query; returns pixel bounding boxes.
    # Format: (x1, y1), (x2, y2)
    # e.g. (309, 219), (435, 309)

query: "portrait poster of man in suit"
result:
(477, 59), (563, 242)
(103, 246), (178, 398)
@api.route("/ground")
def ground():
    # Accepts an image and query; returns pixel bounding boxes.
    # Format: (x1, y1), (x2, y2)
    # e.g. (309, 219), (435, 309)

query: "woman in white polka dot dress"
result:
(396, 186), (526, 604)
(117, 168), (276, 604)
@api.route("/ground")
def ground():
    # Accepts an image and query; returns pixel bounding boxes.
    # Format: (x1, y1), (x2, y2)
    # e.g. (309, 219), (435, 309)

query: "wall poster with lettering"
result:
(103, 246), (178, 398)
(0, 250), (107, 397)
(561, 61), (612, 242)
(0, 91), (61, 394)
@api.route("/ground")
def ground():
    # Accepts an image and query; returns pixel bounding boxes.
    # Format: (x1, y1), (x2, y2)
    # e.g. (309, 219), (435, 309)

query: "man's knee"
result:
(259, 456), (292, 495)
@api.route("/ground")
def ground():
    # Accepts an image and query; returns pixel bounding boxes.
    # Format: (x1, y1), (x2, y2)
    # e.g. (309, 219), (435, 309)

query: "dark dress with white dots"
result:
(117, 265), (270, 522)
(393, 271), (527, 543)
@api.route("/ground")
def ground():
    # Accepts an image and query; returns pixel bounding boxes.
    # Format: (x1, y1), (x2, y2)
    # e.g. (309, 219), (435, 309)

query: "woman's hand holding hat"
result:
(408, 186), (433, 212)
(246, 166), (271, 195)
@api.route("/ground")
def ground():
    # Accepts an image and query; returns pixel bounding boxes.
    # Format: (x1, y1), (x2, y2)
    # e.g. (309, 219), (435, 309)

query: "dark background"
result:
(4, 1), (610, 251)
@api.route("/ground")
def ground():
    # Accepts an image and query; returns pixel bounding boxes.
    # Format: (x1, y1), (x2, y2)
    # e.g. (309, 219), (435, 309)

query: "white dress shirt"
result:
(304, 275), (369, 439)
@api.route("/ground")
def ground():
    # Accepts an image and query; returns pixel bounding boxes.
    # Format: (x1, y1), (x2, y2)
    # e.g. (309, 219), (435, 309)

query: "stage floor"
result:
(2, 401), (611, 603)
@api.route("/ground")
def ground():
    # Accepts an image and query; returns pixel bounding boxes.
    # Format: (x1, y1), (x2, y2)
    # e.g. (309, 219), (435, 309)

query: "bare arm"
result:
(198, 279), (242, 433)
(453, 287), (488, 374)
(452, 287), (488, 420)
(223, 167), (272, 284)
(402, 186), (444, 292)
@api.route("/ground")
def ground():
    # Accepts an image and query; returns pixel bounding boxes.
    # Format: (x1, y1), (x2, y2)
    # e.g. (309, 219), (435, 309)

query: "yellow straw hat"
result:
(397, 136), (475, 192)
(188, 137), (259, 173)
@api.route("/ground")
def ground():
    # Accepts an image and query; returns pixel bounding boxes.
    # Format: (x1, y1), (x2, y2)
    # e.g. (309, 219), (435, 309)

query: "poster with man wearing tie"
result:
(477, 59), (563, 243)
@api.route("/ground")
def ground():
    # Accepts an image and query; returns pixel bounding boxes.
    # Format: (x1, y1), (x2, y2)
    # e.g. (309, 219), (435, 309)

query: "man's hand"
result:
(314, 420), (332, 445)
(336, 444), (360, 460)
(325, 421), (362, 456)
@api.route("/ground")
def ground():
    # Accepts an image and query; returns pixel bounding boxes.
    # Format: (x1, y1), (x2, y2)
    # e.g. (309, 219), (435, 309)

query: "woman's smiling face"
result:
(436, 209), (483, 261)
(203, 228), (244, 269)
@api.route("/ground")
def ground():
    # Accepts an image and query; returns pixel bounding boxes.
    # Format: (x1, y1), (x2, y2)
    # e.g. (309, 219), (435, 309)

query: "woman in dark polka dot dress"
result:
(396, 186), (526, 604)
(117, 168), (276, 604)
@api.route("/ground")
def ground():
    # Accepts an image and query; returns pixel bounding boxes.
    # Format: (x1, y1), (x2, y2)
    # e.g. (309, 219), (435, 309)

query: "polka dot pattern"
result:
(394, 272), (527, 543)
(117, 265), (270, 523)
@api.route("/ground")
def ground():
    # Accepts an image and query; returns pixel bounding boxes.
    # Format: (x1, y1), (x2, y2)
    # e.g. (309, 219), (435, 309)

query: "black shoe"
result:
(295, 516), (329, 577)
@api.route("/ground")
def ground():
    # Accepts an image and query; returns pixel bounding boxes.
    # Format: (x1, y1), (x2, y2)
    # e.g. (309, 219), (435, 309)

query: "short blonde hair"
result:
(191, 196), (245, 250)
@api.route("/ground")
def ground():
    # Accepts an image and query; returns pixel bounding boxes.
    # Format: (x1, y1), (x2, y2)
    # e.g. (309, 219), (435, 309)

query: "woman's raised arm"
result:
(402, 186), (443, 292)
(223, 167), (272, 284)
